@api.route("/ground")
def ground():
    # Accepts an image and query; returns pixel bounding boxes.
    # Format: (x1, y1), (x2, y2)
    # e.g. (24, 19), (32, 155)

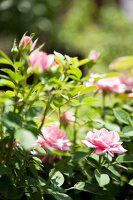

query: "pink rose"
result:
(60, 111), (75, 125)
(19, 35), (37, 51)
(36, 127), (71, 151)
(97, 77), (126, 93)
(82, 128), (127, 157)
(29, 51), (54, 72)
(89, 50), (100, 62)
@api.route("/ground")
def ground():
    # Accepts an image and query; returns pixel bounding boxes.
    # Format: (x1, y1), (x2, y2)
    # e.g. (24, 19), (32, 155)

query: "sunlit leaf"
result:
(113, 108), (129, 125)
(15, 129), (36, 150)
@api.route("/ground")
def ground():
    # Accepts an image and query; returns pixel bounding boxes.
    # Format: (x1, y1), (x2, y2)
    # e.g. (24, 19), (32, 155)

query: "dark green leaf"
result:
(48, 190), (72, 200)
(116, 154), (133, 163)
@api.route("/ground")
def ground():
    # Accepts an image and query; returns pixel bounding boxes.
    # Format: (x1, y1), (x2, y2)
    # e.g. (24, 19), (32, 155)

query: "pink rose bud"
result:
(36, 127), (71, 151)
(89, 50), (100, 62)
(29, 51), (54, 72)
(60, 111), (75, 125)
(82, 128), (127, 157)
(97, 77), (126, 93)
(19, 35), (37, 51)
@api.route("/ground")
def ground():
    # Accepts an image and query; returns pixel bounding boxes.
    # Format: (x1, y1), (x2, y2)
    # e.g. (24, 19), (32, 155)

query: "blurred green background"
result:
(0, 0), (133, 71)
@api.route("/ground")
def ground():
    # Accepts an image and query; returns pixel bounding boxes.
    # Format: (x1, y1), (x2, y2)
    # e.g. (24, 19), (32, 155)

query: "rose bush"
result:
(0, 34), (132, 200)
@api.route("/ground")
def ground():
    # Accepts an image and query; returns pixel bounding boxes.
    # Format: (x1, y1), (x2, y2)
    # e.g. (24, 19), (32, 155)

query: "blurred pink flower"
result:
(19, 35), (37, 51)
(83, 73), (105, 87)
(128, 93), (133, 98)
(97, 77), (126, 93)
(128, 89), (133, 98)
(36, 127), (71, 151)
(120, 75), (133, 91)
(29, 51), (54, 72)
(60, 111), (75, 125)
(82, 128), (127, 157)
(89, 50), (100, 62)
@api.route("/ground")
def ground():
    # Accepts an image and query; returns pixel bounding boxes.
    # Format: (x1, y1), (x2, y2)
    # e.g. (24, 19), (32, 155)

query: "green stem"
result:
(18, 80), (38, 114)
(98, 155), (103, 172)
(45, 168), (56, 189)
(73, 107), (78, 152)
(38, 96), (53, 131)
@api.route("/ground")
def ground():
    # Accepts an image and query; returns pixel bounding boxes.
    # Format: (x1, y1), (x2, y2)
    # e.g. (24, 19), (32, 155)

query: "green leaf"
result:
(82, 97), (97, 105)
(0, 49), (13, 64)
(2, 112), (22, 130)
(0, 79), (16, 89)
(105, 123), (120, 132)
(0, 68), (23, 82)
(15, 129), (36, 150)
(74, 182), (103, 194)
(78, 58), (89, 67)
(79, 86), (98, 95)
(102, 167), (120, 182)
(95, 169), (110, 187)
(51, 171), (64, 187)
(0, 58), (13, 65)
(48, 149), (70, 157)
(85, 156), (98, 168)
(122, 126), (133, 137)
(113, 108), (129, 125)
(110, 56), (133, 70)
(53, 97), (66, 107)
(74, 182), (85, 190)
(129, 179), (133, 186)
(67, 66), (82, 80)
(25, 106), (43, 119)
(50, 191), (72, 200)
(5, 91), (15, 98)
(116, 154), (133, 163)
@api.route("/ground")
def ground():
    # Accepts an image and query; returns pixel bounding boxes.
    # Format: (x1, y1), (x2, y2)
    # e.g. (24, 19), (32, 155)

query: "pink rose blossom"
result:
(89, 50), (100, 62)
(97, 77), (126, 93)
(82, 128), (127, 157)
(60, 111), (75, 125)
(29, 51), (54, 72)
(36, 127), (71, 151)
(19, 36), (37, 51)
